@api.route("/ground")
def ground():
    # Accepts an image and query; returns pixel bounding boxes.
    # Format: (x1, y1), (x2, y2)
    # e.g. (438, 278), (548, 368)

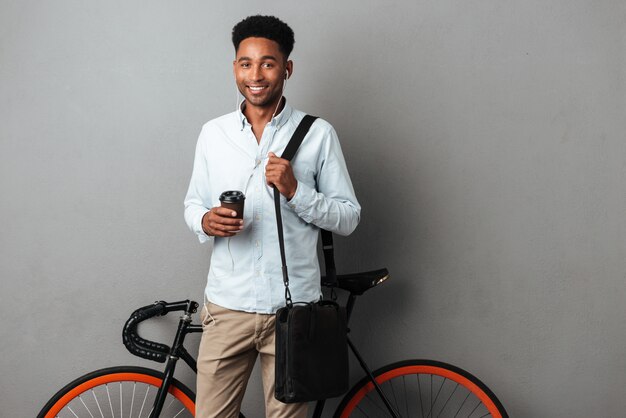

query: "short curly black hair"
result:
(232, 15), (295, 58)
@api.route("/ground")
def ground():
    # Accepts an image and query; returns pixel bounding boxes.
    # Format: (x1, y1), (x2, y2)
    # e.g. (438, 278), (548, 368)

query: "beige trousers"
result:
(195, 302), (308, 418)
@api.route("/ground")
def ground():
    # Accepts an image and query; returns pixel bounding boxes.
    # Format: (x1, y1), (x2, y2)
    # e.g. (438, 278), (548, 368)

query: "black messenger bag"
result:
(273, 115), (349, 403)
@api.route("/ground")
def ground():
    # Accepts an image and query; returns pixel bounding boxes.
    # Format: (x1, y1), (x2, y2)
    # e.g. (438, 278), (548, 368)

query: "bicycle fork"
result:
(149, 356), (179, 418)
(149, 302), (201, 418)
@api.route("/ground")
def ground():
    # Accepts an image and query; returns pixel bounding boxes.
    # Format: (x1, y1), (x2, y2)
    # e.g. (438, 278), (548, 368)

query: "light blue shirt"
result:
(184, 101), (361, 314)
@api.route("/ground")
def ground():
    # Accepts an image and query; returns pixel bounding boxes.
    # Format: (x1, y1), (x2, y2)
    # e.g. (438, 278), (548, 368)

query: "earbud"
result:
(285, 69), (290, 79)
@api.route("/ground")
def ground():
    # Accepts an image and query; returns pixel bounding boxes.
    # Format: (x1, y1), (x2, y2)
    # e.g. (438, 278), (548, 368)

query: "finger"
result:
(265, 170), (280, 182)
(212, 206), (239, 218)
(210, 221), (243, 232)
(267, 157), (281, 166)
(204, 220), (237, 237)
(265, 165), (280, 175)
(266, 177), (284, 189)
(267, 153), (288, 165)
(266, 169), (290, 184)
(211, 229), (236, 237)
(210, 214), (243, 226)
(266, 164), (288, 175)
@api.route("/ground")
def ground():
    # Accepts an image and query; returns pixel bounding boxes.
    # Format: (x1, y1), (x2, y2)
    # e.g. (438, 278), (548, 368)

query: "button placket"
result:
(252, 145), (265, 308)
(251, 121), (280, 309)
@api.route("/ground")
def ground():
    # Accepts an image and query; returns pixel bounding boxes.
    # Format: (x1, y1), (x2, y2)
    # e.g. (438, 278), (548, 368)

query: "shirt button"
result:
(255, 215), (261, 221)
(255, 240), (260, 247)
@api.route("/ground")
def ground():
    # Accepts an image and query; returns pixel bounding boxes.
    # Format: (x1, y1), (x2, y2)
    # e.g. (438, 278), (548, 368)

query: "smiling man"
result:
(184, 15), (360, 418)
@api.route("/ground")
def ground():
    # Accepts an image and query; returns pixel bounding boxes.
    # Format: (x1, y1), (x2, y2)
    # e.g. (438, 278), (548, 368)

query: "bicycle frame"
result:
(148, 296), (400, 418)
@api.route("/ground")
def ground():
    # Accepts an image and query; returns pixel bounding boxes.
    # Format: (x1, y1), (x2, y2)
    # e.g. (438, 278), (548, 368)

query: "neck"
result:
(242, 97), (285, 127)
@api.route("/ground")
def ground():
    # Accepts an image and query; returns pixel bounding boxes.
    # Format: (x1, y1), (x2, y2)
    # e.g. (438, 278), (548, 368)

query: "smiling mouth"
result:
(248, 86), (268, 93)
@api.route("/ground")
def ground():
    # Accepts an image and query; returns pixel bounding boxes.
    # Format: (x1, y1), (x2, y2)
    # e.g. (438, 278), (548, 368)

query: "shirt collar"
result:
(237, 97), (293, 131)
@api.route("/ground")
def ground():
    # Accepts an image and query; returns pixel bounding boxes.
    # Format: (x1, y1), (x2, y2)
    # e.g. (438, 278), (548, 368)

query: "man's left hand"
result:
(265, 152), (297, 200)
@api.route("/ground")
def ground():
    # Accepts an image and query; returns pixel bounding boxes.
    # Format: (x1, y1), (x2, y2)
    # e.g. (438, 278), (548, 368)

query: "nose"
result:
(250, 64), (264, 82)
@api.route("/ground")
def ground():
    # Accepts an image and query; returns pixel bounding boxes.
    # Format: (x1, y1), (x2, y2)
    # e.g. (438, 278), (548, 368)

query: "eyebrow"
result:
(237, 55), (279, 62)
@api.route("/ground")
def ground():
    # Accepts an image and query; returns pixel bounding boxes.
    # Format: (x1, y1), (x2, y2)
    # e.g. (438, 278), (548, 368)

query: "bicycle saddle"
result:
(322, 268), (390, 295)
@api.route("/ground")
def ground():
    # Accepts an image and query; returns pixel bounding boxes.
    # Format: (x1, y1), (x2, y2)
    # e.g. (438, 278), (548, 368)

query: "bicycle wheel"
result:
(37, 366), (195, 418)
(334, 359), (508, 418)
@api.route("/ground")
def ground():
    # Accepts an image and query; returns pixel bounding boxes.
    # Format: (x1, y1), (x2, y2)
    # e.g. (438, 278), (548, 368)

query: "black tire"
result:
(37, 365), (246, 418)
(334, 359), (508, 418)
(37, 366), (195, 418)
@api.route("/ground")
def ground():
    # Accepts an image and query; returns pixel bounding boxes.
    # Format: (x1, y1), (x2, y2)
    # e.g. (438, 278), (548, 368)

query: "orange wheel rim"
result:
(44, 372), (194, 418)
(340, 365), (502, 418)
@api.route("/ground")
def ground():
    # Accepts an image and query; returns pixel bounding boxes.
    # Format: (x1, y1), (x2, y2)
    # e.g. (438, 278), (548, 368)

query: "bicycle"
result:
(38, 268), (509, 418)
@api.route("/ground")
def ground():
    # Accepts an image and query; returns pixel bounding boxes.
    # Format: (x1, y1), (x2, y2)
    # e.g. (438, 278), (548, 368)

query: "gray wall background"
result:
(1, 0), (625, 417)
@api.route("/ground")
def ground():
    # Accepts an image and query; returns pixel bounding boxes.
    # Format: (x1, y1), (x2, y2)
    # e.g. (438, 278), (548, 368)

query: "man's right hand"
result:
(202, 207), (243, 237)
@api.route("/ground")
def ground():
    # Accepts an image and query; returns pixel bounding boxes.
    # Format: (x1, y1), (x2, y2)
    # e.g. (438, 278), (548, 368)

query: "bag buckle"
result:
(285, 287), (293, 308)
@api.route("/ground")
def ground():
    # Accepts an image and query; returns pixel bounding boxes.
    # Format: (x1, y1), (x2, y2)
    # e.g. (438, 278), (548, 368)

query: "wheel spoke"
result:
(172, 407), (187, 418)
(39, 369), (194, 418)
(453, 391), (472, 418)
(430, 375), (433, 417)
(337, 362), (505, 418)
(130, 383), (136, 418)
(360, 393), (387, 417)
(79, 395), (96, 418)
(355, 403), (374, 417)
(403, 376), (409, 418)
(166, 396), (176, 411)
(468, 399), (483, 418)
(107, 384), (115, 418)
(417, 374), (424, 417)
(67, 406), (80, 418)
(91, 388), (106, 418)
(138, 386), (150, 418)
(388, 378), (399, 415)
(436, 382), (459, 418)
(426, 376), (445, 418)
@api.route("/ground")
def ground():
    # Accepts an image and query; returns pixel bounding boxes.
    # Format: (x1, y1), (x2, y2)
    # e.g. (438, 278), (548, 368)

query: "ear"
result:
(285, 60), (293, 79)
(233, 60), (237, 76)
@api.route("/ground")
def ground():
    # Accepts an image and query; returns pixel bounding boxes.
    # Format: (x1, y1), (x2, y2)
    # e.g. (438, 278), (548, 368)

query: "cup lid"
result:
(219, 190), (245, 203)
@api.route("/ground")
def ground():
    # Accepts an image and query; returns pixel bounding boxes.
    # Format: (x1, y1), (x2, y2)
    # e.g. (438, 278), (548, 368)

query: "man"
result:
(184, 15), (360, 418)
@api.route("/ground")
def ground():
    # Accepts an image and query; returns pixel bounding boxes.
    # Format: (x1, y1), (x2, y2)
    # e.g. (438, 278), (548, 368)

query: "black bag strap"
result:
(280, 115), (317, 162)
(274, 115), (337, 307)
(321, 230), (337, 287)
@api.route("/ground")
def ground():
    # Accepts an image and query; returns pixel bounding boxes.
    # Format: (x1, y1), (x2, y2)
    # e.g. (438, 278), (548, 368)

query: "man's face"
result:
(233, 37), (292, 110)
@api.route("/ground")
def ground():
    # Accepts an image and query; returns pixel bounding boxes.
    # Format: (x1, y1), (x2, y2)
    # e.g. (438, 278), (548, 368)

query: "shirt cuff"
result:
(195, 210), (213, 243)
(286, 181), (316, 223)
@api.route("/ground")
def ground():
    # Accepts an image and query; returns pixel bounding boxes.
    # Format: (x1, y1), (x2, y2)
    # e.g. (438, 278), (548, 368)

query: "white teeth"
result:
(249, 86), (266, 91)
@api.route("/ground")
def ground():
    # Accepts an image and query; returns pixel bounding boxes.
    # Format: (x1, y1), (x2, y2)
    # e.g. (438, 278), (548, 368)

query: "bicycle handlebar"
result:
(122, 300), (198, 363)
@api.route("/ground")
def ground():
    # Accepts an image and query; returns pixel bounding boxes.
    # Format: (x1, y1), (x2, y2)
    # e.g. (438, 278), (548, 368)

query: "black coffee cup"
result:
(219, 191), (245, 219)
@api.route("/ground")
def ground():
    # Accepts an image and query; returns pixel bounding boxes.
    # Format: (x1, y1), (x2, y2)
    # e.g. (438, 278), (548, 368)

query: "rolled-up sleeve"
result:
(287, 125), (360, 236)
(184, 126), (213, 243)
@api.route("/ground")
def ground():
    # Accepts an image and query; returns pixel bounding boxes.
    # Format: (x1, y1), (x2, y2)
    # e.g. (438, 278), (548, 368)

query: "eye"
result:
(240, 62), (250, 68)
(262, 63), (273, 69)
